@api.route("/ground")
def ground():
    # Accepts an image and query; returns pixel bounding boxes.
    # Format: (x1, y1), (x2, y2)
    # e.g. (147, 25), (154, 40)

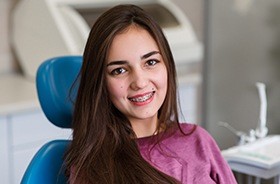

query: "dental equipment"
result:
(218, 82), (268, 145)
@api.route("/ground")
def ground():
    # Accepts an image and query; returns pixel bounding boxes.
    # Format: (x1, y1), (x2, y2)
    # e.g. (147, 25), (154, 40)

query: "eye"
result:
(146, 59), (159, 66)
(110, 67), (127, 75)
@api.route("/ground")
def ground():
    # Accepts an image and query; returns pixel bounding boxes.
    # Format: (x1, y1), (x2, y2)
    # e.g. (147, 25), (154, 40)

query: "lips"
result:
(128, 91), (155, 103)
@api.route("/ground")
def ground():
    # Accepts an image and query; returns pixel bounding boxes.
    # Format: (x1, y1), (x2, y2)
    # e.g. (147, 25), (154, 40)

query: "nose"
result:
(130, 69), (148, 90)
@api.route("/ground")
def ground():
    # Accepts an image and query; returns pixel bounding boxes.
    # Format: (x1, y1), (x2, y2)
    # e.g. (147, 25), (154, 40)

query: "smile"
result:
(128, 92), (155, 102)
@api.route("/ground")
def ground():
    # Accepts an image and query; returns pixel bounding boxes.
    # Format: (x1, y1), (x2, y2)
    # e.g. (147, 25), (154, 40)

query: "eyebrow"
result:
(106, 60), (128, 67)
(141, 51), (160, 60)
(106, 51), (160, 67)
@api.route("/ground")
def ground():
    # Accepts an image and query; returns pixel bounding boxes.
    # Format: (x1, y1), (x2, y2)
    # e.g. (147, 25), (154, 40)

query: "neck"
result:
(130, 117), (158, 138)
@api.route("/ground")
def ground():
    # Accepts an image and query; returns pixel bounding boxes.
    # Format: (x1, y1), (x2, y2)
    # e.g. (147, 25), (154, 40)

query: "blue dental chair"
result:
(21, 56), (82, 184)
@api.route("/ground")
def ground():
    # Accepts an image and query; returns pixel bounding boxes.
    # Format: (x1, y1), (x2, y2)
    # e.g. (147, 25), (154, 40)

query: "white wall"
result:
(0, 0), (18, 74)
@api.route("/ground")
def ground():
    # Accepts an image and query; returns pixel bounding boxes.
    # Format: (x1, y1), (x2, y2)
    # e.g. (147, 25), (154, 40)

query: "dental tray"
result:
(222, 135), (280, 169)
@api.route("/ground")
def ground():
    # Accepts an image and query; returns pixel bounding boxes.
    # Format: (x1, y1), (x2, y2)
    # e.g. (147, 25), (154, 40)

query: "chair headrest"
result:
(36, 56), (82, 128)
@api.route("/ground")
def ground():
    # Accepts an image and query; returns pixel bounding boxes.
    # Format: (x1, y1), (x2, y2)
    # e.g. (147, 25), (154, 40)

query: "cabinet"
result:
(0, 74), (71, 184)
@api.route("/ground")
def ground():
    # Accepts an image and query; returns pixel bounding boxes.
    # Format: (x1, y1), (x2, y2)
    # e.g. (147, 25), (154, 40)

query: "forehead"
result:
(107, 26), (159, 61)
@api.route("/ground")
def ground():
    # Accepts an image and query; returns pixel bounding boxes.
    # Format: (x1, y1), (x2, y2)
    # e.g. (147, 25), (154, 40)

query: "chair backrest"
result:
(21, 56), (82, 184)
(21, 140), (71, 184)
(36, 55), (82, 128)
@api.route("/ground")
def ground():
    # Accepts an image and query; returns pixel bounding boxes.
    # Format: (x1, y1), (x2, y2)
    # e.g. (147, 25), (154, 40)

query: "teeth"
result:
(129, 92), (154, 102)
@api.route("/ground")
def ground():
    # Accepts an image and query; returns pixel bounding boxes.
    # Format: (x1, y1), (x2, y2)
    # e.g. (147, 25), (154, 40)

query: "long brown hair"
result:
(65, 4), (182, 183)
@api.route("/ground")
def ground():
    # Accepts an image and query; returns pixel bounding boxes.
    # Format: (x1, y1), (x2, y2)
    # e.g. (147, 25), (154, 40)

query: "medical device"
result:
(219, 82), (268, 145)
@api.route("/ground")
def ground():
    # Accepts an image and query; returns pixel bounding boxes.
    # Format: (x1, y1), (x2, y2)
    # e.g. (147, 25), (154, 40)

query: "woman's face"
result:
(106, 26), (168, 137)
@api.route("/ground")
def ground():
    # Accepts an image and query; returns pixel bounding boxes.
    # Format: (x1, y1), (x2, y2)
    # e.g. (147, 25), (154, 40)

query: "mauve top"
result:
(137, 123), (237, 184)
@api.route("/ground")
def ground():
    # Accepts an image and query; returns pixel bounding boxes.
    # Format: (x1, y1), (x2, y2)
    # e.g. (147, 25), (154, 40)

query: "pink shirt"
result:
(137, 123), (237, 184)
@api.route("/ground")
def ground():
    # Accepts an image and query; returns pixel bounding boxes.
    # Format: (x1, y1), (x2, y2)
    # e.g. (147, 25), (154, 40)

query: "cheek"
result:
(161, 73), (168, 88)
(155, 69), (168, 90)
(106, 80), (126, 99)
(156, 70), (168, 100)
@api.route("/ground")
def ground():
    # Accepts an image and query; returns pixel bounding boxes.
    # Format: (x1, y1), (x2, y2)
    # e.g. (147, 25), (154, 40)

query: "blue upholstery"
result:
(21, 56), (82, 184)
(36, 55), (82, 128)
(21, 140), (71, 184)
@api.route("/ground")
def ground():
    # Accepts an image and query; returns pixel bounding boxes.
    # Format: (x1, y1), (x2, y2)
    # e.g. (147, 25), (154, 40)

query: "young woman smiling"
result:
(64, 4), (237, 184)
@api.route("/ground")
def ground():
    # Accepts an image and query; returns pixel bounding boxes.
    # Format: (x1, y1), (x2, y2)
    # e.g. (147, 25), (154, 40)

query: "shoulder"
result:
(178, 123), (213, 140)
(162, 123), (222, 164)
(174, 123), (223, 162)
(176, 123), (220, 151)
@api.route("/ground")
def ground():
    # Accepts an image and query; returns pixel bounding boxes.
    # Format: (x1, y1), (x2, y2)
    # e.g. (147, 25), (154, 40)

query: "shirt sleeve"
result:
(197, 127), (237, 184)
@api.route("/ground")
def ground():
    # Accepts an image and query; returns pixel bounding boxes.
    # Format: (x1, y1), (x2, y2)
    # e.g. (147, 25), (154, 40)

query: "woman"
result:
(65, 4), (237, 184)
